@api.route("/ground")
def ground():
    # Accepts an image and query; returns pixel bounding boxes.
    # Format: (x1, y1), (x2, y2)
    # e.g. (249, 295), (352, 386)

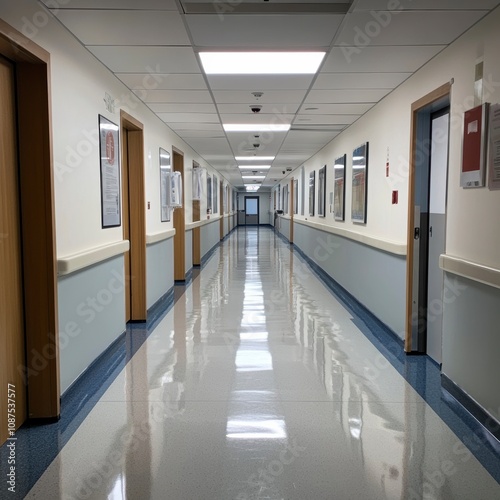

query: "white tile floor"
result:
(27, 228), (500, 499)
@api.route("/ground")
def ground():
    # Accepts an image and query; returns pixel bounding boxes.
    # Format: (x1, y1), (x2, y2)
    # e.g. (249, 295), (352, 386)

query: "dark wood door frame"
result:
(290, 178), (294, 244)
(192, 162), (201, 266)
(0, 20), (59, 420)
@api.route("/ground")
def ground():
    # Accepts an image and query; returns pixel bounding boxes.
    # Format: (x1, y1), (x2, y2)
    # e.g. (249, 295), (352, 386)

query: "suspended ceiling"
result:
(40, 0), (500, 189)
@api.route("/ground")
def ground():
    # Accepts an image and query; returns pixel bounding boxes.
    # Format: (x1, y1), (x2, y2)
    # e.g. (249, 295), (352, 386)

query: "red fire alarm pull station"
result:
(392, 190), (398, 204)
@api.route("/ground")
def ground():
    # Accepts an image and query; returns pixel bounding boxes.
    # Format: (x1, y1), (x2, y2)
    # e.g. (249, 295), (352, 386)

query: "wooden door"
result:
(0, 56), (27, 444)
(120, 111), (146, 321)
(173, 150), (185, 281)
(122, 130), (131, 321)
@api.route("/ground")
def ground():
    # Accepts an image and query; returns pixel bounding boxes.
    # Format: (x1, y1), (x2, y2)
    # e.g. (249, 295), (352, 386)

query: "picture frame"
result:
(334, 154), (346, 221)
(213, 175), (218, 213)
(461, 103), (489, 188)
(207, 174), (212, 214)
(309, 170), (315, 216)
(159, 147), (171, 222)
(98, 115), (121, 228)
(192, 165), (203, 201)
(351, 142), (369, 223)
(318, 165), (326, 217)
(282, 184), (288, 214)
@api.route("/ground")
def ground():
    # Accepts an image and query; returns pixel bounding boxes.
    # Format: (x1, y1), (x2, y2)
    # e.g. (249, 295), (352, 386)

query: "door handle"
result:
(414, 227), (420, 240)
(429, 226), (433, 237)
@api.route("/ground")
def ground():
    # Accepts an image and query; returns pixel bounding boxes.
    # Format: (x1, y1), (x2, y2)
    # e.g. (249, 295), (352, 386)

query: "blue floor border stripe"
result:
(279, 229), (500, 484)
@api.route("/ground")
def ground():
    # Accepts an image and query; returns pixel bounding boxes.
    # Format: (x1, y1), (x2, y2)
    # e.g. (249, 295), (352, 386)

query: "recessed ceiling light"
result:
(238, 166), (270, 170)
(224, 124), (290, 132)
(242, 175), (266, 179)
(199, 52), (325, 74)
(235, 156), (275, 161)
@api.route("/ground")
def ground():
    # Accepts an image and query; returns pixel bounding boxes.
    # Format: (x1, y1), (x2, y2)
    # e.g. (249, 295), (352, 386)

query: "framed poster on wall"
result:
(334, 154), (346, 221)
(99, 115), (121, 228)
(351, 142), (369, 223)
(461, 103), (489, 188)
(488, 103), (500, 190)
(309, 170), (315, 216)
(213, 175), (218, 213)
(207, 174), (212, 213)
(192, 165), (203, 201)
(159, 147), (171, 222)
(318, 165), (326, 217)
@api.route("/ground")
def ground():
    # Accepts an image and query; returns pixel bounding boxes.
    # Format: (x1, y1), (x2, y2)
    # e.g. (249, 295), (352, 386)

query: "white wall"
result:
(237, 191), (272, 224)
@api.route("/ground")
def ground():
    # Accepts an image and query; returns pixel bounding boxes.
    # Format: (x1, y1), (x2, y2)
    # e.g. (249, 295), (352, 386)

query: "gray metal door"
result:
(410, 103), (449, 357)
(426, 111), (449, 364)
(245, 197), (259, 225)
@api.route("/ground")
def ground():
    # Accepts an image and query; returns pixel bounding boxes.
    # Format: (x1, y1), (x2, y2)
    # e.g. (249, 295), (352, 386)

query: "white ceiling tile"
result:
(355, 0), (500, 10)
(41, 0), (178, 8)
(273, 154), (312, 162)
(55, 11), (190, 45)
(323, 46), (446, 73)
(298, 103), (374, 114)
(148, 103), (217, 113)
(217, 103), (300, 114)
(212, 90), (307, 104)
(293, 114), (358, 125)
(87, 46), (200, 73)
(176, 131), (226, 138)
(136, 90), (213, 103)
(186, 15), (343, 47)
(314, 72), (411, 90)
(337, 11), (487, 46)
(117, 74), (207, 90)
(283, 130), (340, 144)
(207, 75), (314, 91)
(168, 123), (223, 131)
(157, 113), (220, 123)
(227, 133), (285, 156)
(187, 138), (233, 154)
(305, 89), (391, 103)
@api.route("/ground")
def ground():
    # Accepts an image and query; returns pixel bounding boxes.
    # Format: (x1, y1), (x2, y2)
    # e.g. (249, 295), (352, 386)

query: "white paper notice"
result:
(468, 120), (478, 134)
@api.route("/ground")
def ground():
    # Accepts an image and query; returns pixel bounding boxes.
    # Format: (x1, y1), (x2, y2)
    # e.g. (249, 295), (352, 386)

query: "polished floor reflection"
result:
(26, 228), (500, 499)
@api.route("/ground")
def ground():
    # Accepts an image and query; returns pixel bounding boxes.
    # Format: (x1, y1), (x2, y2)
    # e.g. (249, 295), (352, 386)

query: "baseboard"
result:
(147, 285), (175, 322)
(441, 374), (500, 443)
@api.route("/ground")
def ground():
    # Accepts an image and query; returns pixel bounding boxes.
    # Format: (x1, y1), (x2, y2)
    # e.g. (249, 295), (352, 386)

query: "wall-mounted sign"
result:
(351, 142), (369, 224)
(488, 103), (500, 190)
(160, 148), (171, 222)
(461, 103), (489, 188)
(99, 115), (121, 228)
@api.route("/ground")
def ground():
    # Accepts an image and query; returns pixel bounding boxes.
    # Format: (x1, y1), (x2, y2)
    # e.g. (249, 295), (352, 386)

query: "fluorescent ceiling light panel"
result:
(242, 175), (266, 179)
(224, 124), (290, 132)
(238, 165), (271, 170)
(236, 156), (275, 161)
(200, 52), (325, 75)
